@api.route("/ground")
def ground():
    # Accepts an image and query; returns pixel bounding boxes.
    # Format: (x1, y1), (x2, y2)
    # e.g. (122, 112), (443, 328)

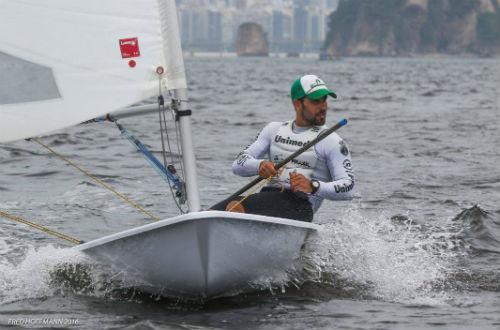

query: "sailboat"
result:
(0, 0), (323, 299)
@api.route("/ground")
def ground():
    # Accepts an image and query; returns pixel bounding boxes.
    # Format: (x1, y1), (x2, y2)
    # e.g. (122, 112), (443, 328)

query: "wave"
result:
(0, 245), (88, 304)
(2, 205), (499, 307)
(24, 170), (60, 178)
(0, 145), (43, 159)
(453, 205), (500, 255)
(298, 205), (500, 302)
(299, 206), (462, 305)
(0, 244), (162, 305)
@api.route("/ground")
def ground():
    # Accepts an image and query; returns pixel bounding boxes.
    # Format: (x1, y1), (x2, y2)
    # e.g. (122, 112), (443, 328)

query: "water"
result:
(0, 56), (499, 329)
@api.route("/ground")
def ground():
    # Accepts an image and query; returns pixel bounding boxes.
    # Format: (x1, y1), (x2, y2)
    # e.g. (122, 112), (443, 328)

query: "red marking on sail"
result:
(119, 37), (140, 59)
(128, 60), (136, 68)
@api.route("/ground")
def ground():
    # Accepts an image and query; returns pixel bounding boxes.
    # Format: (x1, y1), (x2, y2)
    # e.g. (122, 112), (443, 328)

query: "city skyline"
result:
(176, 0), (339, 52)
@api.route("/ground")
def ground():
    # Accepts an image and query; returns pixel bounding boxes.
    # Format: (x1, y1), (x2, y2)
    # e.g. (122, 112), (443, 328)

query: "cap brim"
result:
(307, 88), (337, 100)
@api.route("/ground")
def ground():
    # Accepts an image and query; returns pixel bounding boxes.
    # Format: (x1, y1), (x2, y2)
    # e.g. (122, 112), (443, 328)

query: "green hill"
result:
(324, 0), (500, 56)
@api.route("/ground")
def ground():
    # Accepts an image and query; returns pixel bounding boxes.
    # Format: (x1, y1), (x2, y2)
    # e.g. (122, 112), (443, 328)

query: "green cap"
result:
(291, 75), (337, 101)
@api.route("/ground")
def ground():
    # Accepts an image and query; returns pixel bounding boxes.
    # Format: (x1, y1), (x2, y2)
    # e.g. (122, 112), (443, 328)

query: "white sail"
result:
(0, 0), (186, 143)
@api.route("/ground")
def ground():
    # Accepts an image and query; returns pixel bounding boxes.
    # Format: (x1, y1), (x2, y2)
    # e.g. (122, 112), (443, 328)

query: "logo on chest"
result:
(274, 135), (310, 147)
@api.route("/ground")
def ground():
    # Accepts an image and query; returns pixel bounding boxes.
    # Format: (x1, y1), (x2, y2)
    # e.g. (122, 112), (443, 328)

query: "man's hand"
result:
(290, 172), (313, 193)
(258, 161), (277, 178)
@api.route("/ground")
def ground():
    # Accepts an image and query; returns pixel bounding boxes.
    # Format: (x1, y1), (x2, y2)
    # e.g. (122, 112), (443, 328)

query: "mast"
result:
(161, 0), (200, 213)
(173, 88), (201, 212)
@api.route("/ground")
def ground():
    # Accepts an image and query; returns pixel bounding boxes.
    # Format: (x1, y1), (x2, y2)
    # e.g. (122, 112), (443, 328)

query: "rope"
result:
(158, 97), (173, 167)
(166, 90), (186, 180)
(158, 97), (181, 212)
(0, 210), (82, 245)
(30, 138), (161, 221)
(161, 102), (176, 166)
(158, 90), (186, 213)
(160, 99), (185, 213)
(170, 101), (186, 180)
(157, 75), (185, 213)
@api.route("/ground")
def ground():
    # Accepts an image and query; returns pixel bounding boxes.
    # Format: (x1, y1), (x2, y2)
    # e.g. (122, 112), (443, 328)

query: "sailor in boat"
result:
(212, 75), (354, 222)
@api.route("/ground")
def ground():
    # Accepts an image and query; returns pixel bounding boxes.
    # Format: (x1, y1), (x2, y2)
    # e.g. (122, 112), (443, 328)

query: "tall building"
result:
(179, 8), (224, 50)
(233, 0), (247, 9)
(310, 14), (320, 42)
(272, 10), (285, 42)
(293, 6), (308, 43)
(326, 0), (339, 10)
(208, 10), (223, 45)
(180, 11), (192, 43)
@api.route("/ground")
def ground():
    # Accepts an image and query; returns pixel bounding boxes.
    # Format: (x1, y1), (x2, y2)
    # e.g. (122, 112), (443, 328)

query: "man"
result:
(212, 74), (354, 222)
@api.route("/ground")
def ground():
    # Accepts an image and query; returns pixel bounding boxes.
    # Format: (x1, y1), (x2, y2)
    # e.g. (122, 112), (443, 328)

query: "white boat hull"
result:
(75, 211), (320, 298)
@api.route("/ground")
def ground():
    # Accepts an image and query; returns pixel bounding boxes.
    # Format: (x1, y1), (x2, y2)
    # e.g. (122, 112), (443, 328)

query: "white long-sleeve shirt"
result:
(232, 121), (354, 212)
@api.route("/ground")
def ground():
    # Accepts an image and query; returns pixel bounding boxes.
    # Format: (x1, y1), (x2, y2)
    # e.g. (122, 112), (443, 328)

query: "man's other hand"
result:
(290, 172), (313, 193)
(259, 161), (277, 178)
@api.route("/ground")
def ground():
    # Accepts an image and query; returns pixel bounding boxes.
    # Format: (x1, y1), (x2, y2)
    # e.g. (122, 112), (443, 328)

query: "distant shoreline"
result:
(183, 51), (320, 59)
(183, 51), (500, 59)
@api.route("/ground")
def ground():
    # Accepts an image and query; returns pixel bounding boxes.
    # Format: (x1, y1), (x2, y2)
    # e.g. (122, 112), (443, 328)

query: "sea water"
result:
(0, 57), (499, 329)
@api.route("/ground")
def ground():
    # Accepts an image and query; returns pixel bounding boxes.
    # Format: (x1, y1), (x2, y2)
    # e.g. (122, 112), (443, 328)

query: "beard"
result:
(303, 107), (326, 126)
(313, 113), (326, 125)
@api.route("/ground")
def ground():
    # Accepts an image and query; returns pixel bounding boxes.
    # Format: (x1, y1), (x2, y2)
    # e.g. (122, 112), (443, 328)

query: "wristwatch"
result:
(310, 179), (320, 194)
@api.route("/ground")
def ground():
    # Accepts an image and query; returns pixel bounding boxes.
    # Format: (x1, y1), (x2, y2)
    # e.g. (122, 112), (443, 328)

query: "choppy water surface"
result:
(0, 57), (499, 329)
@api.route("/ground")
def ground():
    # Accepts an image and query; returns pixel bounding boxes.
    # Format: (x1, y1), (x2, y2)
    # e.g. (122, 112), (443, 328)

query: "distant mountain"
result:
(324, 0), (500, 56)
(235, 23), (269, 57)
